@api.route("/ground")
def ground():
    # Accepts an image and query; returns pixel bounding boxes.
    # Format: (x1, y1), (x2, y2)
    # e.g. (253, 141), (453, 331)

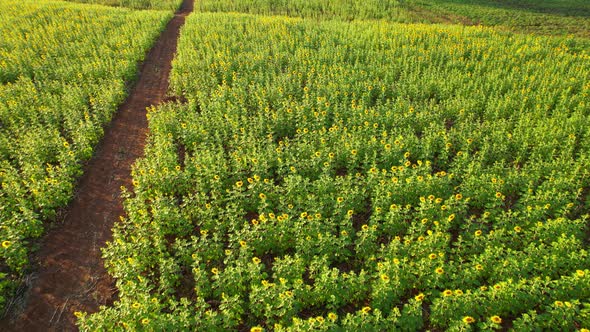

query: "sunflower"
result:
(462, 316), (475, 324)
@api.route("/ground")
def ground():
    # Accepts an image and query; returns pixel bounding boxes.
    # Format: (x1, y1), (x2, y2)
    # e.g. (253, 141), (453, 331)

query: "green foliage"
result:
(65, 0), (182, 10)
(0, 0), (171, 310)
(410, 0), (590, 37)
(421, 0), (590, 17)
(81, 12), (590, 330)
(195, 0), (425, 22)
(195, 0), (590, 38)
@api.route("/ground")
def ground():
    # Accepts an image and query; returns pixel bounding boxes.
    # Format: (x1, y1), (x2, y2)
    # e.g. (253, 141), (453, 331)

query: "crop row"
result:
(80, 12), (590, 330)
(0, 0), (172, 309)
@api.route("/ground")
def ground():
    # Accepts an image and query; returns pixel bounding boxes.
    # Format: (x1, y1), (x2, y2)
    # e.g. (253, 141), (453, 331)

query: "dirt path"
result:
(0, 1), (193, 330)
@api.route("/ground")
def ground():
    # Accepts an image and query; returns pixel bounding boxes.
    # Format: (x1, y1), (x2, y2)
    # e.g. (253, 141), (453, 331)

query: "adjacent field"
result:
(412, 0), (590, 38)
(0, 0), (172, 309)
(194, 0), (422, 22)
(195, 0), (590, 38)
(80, 12), (590, 330)
(65, 0), (182, 10)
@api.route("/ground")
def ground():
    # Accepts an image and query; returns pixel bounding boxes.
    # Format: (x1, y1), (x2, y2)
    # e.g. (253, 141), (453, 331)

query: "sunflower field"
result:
(80, 12), (590, 331)
(65, 0), (182, 10)
(194, 0), (417, 22)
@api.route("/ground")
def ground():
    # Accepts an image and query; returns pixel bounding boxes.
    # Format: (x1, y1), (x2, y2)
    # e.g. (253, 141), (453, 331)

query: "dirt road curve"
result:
(0, 0), (193, 330)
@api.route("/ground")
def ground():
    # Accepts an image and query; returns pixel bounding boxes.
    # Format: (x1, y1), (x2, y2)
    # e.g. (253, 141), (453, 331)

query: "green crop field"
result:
(2, 0), (589, 330)
(79, 8), (590, 331)
(0, 0), (172, 308)
(65, 0), (182, 10)
(194, 0), (421, 22)
(195, 0), (590, 38)
(410, 0), (590, 38)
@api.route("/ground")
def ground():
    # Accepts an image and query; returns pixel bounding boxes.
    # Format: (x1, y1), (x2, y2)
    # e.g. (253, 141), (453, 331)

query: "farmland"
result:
(194, 0), (590, 37)
(80, 8), (590, 331)
(193, 0), (418, 22)
(0, 0), (172, 309)
(65, 0), (182, 10)
(1, 0), (589, 330)
(410, 0), (590, 38)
